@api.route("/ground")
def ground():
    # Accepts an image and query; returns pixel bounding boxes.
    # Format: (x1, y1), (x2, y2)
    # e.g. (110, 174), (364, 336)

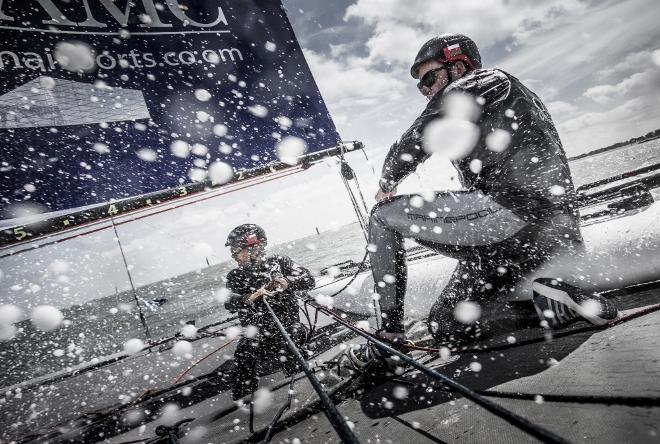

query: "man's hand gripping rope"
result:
(244, 277), (289, 305)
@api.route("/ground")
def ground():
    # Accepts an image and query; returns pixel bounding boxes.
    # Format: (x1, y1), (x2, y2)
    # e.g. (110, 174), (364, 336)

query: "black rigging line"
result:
(327, 250), (369, 298)
(337, 144), (370, 241)
(342, 160), (370, 218)
(262, 375), (296, 444)
(340, 169), (369, 240)
(391, 415), (449, 444)
(309, 301), (571, 444)
(297, 299), (314, 332)
(111, 217), (152, 342)
(476, 390), (660, 407)
(262, 298), (360, 444)
(3, 316), (239, 397)
(239, 374), (362, 444)
(445, 299), (660, 357)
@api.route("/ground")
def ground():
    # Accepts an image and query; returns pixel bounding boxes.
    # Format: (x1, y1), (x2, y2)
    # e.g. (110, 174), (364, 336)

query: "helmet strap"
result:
(435, 61), (455, 94)
(445, 61), (455, 83)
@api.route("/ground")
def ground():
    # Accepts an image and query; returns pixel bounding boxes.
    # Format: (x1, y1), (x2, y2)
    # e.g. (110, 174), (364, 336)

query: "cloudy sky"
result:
(283, 0), (660, 156)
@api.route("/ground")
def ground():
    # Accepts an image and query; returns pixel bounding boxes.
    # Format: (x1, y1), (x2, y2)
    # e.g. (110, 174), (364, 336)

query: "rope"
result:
(262, 375), (296, 444)
(340, 169), (369, 239)
(298, 300), (314, 333)
(240, 373), (363, 444)
(476, 390), (660, 407)
(345, 161), (370, 216)
(249, 394), (255, 434)
(326, 251), (369, 298)
(337, 144), (370, 241)
(171, 339), (235, 384)
(608, 302), (660, 326)
(1, 315), (240, 399)
(207, 373), (312, 424)
(115, 299), (660, 442)
(196, 315), (240, 333)
(111, 217), (152, 342)
(299, 298), (660, 441)
(262, 298), (360, 444)
(410, 301), (660, 356)
(309, 301), (570, 444)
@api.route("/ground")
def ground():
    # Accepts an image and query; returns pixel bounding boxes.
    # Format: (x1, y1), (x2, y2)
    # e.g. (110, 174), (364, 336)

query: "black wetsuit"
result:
(225, 256), (315, 400)
(370, 68), (582, 341)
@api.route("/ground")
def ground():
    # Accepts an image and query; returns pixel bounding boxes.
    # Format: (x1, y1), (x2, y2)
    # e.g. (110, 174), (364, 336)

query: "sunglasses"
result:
(416, 67), (446, 90)
(230, 245), (246, 255)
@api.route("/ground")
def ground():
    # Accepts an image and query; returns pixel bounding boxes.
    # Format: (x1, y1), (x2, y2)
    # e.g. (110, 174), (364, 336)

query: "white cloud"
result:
(584, 70), (660, 104)
(329, 43), (353, 58)
(595, 49), (656, 81)
(345, 0), (587, 66)
(302, 47), (411, 142)
(561, 97), (647, 132)
(498, 1), (659, 86)
(558, 95), (660, 152)
(546, 100), (579, 119)
(363, 24), (426, 67)
(521, 79), (560, 101)
(303, 49), (406, 106)
(330, 0), (660, 155)
(583, 84), (620, 104)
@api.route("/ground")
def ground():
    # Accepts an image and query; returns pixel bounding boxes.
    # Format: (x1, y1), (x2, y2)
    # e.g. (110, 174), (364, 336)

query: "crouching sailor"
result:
(348, 34), (619, 370)
(223, 224), (315, 401)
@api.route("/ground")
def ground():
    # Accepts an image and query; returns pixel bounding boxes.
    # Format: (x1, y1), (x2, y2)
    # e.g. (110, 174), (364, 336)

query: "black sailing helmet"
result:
(225, 224), (267, 249)
(410, 33), (482, 79)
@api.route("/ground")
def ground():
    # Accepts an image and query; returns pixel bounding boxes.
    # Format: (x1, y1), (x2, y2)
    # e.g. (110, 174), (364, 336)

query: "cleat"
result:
(532, 278), (618, 328)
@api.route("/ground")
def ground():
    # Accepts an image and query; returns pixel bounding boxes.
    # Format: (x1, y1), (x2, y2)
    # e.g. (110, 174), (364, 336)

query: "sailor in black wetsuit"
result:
(348, 34), (617, 369)
(223, 224), (315, 401)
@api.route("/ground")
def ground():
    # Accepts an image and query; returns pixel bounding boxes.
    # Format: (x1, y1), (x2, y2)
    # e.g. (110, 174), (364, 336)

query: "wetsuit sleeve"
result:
(224, 269), (248, 312)
(443, 68), (512, 106)
(379, 96), (441, 193)
(277, 256), (315, 292)
(380, 69), (513, 193)
(224, 293), (245, 313)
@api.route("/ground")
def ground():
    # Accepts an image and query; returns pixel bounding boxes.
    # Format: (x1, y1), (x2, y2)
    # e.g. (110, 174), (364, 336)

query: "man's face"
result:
(231, 245), (264, 267)
(231, 246), (250, 267)
(416, 60), (450, 100)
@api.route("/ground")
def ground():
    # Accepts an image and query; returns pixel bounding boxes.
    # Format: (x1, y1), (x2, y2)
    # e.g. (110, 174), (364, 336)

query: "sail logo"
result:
(0, 0), (229, 31)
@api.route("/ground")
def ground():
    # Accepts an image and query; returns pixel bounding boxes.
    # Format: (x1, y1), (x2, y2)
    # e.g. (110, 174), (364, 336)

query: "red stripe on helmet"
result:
(245, 233), (261, 246)
(443, 45), (477, 70)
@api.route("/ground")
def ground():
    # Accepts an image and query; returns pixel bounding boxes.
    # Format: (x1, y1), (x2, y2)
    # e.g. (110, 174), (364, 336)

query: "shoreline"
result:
(569, 133), (660, 161)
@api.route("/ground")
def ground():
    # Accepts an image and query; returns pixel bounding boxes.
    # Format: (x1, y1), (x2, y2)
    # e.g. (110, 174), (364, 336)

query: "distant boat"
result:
(142, 298), (168, 311)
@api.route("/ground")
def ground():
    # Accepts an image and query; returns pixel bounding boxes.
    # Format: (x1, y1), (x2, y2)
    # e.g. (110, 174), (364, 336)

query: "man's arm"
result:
(444, 68), (511, 106)
(224, 269), (250, 312)
(276, 256), (315, 292)
(379, 95), (442, 193)
(224, 292), (246, 312)
(380, 69), (512, 195)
